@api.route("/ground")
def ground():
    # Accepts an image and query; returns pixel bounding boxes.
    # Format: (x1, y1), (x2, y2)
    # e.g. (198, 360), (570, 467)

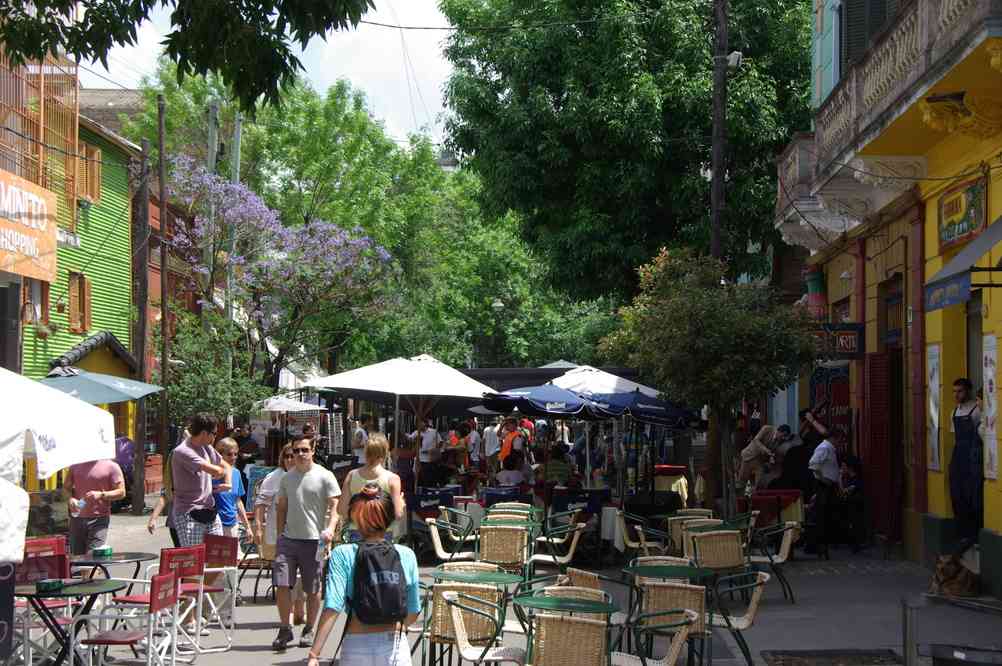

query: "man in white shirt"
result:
(410, 420), (442, 464)
(483, 418), (501, 474)
(467, 419), (483, 468)
(808, 427), (845, 557)
(351, 414), (370, 466)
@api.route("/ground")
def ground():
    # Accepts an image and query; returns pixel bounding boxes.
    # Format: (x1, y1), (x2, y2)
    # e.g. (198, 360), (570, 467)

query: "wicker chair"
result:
(706, 572), (770, 666)
(618, 511), (667, 557)
(425, 582), (506, 663)
(529, 523), (586, 577)
(534, 510), (580, 548)
(675, 509), (714, 518)
(491, 502), (537, 513)
(690, 530), (747, 576)
(479, 524), (529, 577)
(529, 612), (608, 666)
(442, 592), (527, 665)
(680, 519), (724, 560)
(610, 609), (696, 666)
(635, 579), (709, 666)
(562, 568), (631, 648)
(630, 556), (693, 585)
(440, 507), (479, 545)
(440, 561), (503, 574)
(426, 518), (476, 562)
(749, 522), (800, 603)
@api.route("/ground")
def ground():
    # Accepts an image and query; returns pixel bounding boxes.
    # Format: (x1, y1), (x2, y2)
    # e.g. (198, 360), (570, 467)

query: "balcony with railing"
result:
(814, 0), (999, 182)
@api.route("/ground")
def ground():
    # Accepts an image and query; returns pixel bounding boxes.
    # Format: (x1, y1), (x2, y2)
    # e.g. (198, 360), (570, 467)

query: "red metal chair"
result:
(197, 535), (239, 652)
(72, 571), (179, 666)
(15, 536), (74, 666)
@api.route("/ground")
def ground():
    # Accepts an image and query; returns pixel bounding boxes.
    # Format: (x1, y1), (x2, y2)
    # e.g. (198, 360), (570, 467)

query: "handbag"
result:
(189, 508), (218, 525)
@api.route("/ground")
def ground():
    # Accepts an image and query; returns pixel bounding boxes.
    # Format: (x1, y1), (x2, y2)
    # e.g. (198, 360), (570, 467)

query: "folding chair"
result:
(198, 535), (239, 652)
(14, 537), (74, 666)
(71, 572), (179, 666)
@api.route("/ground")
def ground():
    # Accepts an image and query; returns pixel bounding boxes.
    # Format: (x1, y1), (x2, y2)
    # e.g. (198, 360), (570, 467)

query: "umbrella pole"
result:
(584, 425), (591, 489)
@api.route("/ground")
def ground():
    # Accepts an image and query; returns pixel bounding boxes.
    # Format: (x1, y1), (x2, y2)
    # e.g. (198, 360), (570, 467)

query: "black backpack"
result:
(348, 541), (408, 625)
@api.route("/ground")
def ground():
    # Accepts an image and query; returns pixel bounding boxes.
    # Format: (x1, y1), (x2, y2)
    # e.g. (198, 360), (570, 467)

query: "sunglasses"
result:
(293, 448), (312, 454)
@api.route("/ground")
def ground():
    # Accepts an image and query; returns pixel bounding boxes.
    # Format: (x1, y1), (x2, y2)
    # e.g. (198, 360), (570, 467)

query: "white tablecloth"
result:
(600, 506), (626, 552)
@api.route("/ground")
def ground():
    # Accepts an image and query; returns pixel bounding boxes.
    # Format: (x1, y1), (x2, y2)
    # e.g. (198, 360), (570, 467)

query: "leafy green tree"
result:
(440, 0), (812, 297)
(0, 0), (373, 111)
(600, 248), (818, 512)
(153, 308), (271, 423)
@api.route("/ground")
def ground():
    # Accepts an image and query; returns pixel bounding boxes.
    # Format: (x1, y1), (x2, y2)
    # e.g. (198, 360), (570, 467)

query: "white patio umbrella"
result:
(0, 366), (116, 562)
(256, 395), (324, 413)
(551, 364), (660, 398)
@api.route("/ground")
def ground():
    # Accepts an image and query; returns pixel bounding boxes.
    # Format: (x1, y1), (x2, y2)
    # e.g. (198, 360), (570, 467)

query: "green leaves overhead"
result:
(0, 0), (373, 112)
(440, 0), (812, 297)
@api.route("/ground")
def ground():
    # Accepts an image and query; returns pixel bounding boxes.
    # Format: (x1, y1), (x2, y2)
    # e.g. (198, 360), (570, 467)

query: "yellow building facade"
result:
(776, 2), (1002, 592)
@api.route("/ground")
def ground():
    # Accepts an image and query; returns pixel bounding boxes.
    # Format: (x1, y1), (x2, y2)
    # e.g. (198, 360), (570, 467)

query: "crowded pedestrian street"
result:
(5, 1), (1002, 665)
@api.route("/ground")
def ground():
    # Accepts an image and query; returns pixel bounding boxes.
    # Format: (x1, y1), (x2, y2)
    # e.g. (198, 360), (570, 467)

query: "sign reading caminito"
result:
(0, 170), (58, 282)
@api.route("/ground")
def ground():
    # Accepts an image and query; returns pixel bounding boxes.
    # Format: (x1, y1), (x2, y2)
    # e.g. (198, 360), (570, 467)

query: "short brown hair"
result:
(365, 433), (389, 464)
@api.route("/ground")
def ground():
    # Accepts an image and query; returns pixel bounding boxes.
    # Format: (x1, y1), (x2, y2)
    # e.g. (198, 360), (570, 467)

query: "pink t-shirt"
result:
(69, 460), (124, 517)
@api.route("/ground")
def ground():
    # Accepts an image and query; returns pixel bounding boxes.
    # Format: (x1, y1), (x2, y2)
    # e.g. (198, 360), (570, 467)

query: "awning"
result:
(925, 216), (1002, 312)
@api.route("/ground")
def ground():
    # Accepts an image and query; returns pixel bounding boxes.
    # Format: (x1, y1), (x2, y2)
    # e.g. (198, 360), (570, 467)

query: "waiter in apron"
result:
(949, 377), (984, 543)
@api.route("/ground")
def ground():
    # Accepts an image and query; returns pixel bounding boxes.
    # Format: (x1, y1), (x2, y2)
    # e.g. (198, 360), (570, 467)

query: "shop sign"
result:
(939, 176), (988, 250)
(0, 170), (58, 283)
(814, 323), (865, 359)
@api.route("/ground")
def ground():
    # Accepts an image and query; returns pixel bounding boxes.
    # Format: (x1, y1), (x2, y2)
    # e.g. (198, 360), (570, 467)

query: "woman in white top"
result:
(337, 434), (405, 540)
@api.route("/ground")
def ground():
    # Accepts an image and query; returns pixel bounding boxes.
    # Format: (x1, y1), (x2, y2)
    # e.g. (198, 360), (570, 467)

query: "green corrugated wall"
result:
(21, 127), (133, 378)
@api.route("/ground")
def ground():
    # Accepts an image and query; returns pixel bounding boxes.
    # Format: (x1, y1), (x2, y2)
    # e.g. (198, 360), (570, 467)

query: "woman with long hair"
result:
(307, 483), (420, 665)
(337, 433), (405, 541)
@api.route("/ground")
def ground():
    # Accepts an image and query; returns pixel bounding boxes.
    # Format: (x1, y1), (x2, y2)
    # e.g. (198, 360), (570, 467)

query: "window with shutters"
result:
(76, 142), (102, 204)
(67, 271), (92, 334)
(20, 279), (50, 327)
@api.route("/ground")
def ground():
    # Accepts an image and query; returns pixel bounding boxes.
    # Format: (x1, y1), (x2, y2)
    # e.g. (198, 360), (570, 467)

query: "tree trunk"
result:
(718, 408), (737, 519)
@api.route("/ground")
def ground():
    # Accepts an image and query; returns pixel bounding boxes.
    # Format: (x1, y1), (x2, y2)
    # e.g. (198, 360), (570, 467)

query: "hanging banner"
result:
(984, 335), (999, 480)
(927, 344), (942, 471)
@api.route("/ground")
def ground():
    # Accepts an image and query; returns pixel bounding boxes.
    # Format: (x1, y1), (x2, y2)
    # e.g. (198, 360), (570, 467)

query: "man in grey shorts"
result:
(273, 437), (340, 651)
(65, 459), (126, 555)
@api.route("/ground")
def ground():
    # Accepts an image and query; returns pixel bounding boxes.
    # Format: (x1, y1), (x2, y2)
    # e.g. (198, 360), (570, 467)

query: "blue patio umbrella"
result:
(40, 366), (163, 405)
(482, 383), (608, 419)
(589, 389), (697, 426)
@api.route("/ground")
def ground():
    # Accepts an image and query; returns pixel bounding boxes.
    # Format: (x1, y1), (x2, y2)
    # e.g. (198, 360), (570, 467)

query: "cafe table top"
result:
(621, 565), (716, 581)
(70, 551), (158, 566)
(15, 579), (128, 599)
(513, 593), (619, 615)
(431, 568), (525, 586)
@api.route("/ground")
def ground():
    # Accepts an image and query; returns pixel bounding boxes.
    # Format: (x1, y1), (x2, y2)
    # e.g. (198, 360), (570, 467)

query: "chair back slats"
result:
(478, 525), (528, 572)
(681, 519), (723, 559)
(440, 561), (501, 574)
(565, 567), (600, 590)
(540, 585), (609, 620)
(149, 572), (178, 612)
(531, 612), (607, 666)
(430, 583), (501, 645)
(640, 580), (706, 635)
(691, 530), (745, 570)
(632, 556), (691, 584)
(159, 545), (206, 579)
(204, 535), (239, 567)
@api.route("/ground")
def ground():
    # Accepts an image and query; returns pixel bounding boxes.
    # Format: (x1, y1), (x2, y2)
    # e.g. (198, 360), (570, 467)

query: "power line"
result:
(358, 8), (656, 32)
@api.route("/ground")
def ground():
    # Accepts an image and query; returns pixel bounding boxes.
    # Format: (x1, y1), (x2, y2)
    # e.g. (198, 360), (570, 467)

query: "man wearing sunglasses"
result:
(273, 437), (341, 651)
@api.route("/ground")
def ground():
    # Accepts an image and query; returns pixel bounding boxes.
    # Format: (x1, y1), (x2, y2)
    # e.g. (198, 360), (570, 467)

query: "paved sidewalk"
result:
(85, 513), (1001, 665)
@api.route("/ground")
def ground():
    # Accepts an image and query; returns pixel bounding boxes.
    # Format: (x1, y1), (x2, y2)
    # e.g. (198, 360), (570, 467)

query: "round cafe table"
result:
(431, 568), (524, 586)
(71, 551), (158, 583)
(15, 579), (128, 666)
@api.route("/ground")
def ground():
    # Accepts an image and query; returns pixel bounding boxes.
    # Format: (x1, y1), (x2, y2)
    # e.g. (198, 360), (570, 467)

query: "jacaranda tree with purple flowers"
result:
(168, 155), (397, 388)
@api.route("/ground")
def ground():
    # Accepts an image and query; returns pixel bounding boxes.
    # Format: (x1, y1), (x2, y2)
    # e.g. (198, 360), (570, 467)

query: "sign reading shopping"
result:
(0, 170), (58, 282)
(939, 176), (987, 250)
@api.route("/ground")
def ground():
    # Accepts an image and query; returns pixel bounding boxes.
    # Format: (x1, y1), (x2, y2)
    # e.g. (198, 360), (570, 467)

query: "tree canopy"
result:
(440, 0), (812, 298)
(0, 0), (373, 111)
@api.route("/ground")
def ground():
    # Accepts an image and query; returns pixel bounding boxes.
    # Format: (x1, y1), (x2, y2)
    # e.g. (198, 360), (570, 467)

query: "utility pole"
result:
(203, 101), (219, 327)
(131, 139), (151, 516)
(157, 94), (170, 458)
(710, 0), (728, 261)
(710, 0), (733, 518)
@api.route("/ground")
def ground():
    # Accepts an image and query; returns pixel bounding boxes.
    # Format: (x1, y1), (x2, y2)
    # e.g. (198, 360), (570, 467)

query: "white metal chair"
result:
(426, 518), (476, 562)
(750, 521), (800, 603)
(705, 572), (770, 666)
(528, 522), (586, 577)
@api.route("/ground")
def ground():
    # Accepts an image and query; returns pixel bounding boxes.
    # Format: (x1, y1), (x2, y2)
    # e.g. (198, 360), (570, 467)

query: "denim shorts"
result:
(340, 631), (411, 666)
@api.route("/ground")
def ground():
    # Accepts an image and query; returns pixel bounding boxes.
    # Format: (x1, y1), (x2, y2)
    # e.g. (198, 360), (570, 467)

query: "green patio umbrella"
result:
(40, 366), (163, 405)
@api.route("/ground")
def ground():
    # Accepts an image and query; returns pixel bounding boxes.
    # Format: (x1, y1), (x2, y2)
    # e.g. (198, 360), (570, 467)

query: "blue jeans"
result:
(341, 631), (411, 665)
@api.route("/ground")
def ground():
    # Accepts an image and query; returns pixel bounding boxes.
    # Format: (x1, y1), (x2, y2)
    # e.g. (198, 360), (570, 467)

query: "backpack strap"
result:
(331, 544), (363, 663)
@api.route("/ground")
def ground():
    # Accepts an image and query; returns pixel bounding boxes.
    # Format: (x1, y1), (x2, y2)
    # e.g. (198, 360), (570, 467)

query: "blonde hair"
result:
(365, 433), (389, 464)
(215, 437), (239, 454)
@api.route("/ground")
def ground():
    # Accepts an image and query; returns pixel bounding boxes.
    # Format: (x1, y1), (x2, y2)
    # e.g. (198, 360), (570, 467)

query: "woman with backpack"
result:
(307, 482), (421, 665)
(337, 434), (405, 541)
